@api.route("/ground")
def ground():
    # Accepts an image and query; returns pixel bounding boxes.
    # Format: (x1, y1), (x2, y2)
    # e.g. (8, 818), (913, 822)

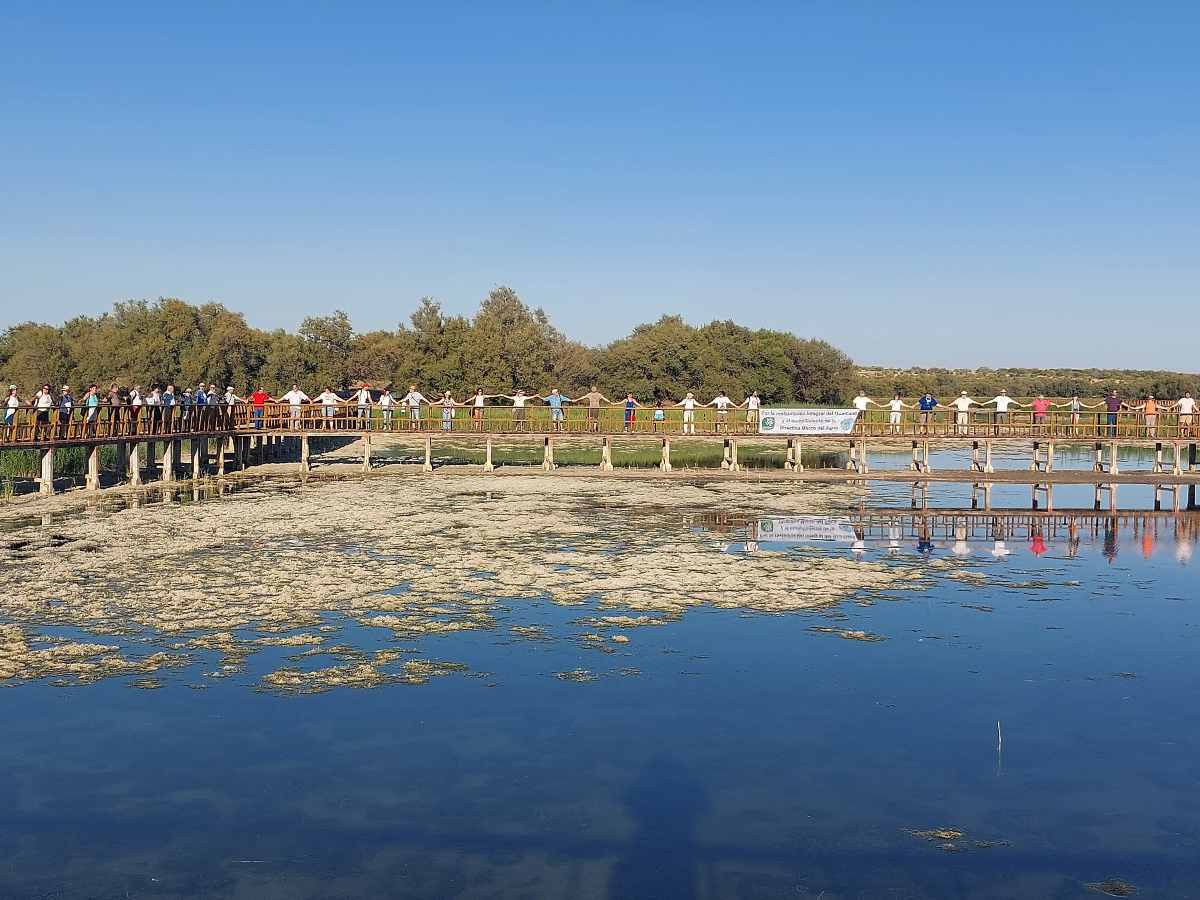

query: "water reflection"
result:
(710, 510), (1200, 565)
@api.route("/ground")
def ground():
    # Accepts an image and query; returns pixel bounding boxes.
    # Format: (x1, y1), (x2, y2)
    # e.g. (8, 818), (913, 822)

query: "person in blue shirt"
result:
(57, 385), (74, 439)
(542, 388), (570, 432)
(83, 383), (101, 435)
(623, 393), (641, 432)
(917, 393), (939, 434)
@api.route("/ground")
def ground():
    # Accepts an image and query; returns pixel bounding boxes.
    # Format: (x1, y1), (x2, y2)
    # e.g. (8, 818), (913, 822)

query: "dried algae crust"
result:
(0, 475), (916, 686)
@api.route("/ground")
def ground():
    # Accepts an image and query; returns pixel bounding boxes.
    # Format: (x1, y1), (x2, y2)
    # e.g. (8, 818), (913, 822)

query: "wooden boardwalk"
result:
(2, 403), (1199, 496)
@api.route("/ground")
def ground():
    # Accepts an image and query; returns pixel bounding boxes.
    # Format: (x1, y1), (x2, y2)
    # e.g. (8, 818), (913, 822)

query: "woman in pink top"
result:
(1030, 395), (1052, 428)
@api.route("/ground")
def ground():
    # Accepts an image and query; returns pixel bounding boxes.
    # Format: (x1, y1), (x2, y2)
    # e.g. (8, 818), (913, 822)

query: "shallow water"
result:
(2, 475), (1199, 899)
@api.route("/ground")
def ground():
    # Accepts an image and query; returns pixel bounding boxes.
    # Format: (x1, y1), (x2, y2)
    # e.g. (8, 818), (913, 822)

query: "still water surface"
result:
(1, 474), (1198, 899)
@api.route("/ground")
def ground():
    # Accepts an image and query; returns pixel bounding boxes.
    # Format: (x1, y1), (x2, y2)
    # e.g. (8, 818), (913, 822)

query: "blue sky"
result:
(2, 3), (1197, 369)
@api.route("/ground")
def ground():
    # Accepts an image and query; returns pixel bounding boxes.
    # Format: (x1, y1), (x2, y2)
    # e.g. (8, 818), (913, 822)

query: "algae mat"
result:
(0, 475), (919, 687)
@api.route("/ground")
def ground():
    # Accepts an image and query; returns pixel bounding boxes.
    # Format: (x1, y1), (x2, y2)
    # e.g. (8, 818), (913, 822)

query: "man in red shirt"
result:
(250, 387), (272, 429)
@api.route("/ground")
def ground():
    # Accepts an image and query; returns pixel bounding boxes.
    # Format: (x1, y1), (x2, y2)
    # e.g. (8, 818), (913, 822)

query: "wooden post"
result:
(1030, 441), (1040, 471)
(129, 442), (143, 486)
(1094, 442), (1104, 472)
(660, 437), (672, 472)
(483, 436), (495, 472)
(1047, 440), (1055, 473)
(1174, 442), (1183, 476)
(795, 438), (804, 473)
(39, 448), (55, 495)
(600, 436), (614, 471)
(1154, 442), (1165, 474)
(1110, 441), (1120, 475)
(541, 436), (554, 471)
(362, 434), (372, 472)
(86, 446), (100, 491)
(114, 441), (127, 480)
(971, 441), (982, 473)
(846, 440), (857, 472)
(162, 441), (176, 482)
(729, 439), (740, 472)
(784, 438), (797, 472)
(191, 439), (203, 480)
(300, 434), (310, 474)
(985, 441), (994, 474)
(423, 435), (434, 472)
(911, 441), (921, 472)
(721, 438), (731, 470)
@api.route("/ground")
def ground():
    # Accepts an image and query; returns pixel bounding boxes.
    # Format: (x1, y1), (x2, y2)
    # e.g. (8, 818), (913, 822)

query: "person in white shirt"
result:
(498, 389), (532, 431)
(435, 391), (459, 432)
(314, 387), (341, 430)
(281, 384), (311, 430)
(886, 394), (910, 433)
(470, 388), (492, 432)
(709, 392), (733, 433)
(1171, 392), (1196, 438)
(4, 385), (20, 437)
(852, 393), (876, 412)
(949, 391), (977, 435)
(402, 385), (431, 431)
(378, 388), (395, 430)
(33, 384), (54, 438)
(675, 392), (699, 435)
(743, 390), (761, 426)
(984, 390), (1021, 435)
(353, 384), (373, 430)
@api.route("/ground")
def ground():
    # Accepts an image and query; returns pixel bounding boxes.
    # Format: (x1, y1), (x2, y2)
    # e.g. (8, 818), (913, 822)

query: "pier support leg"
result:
(721, 439), (732, 470)
(1191, 443), (1197, 471)
(1174, 443), (1183, 477)
(784, 438), (797, 472)
(300, 434), (310, 474)
(128, 442), (142, 486)
(362, 434), (372, 472)
(86, 446), (100, 491)
(1110, 442), (1120, 475)
(1047, 440), (1055, 473)
(541, 437), (555, 471)
(846, 440), (858, 472)
(191, 439), (203, 480)
(600, 436), (614, 472)
(424, 435), (434, 472)
(217, 438), (226, 476)
(660, 438), (672, 472)
(115, 442), (127, 480)
(860, 438), (869, 474)
(39, 448), (55, 495)
(729, 439), (740, 472)
(911, 441), (921, 472)
(483, 436), (495, 472)
(145, 442), (156, 477)
(922, 441), (931, 473)
(162, 441), (176, 482)
(1094, 442), (1104, 472)
(1154, 442), (1165, 474)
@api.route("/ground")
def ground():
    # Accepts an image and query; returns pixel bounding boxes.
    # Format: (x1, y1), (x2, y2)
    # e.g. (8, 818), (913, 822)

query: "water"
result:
(1, 474), (1199, 898)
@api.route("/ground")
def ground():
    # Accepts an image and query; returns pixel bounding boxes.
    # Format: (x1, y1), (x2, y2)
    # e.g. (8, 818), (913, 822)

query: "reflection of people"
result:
(1103, 521), (1118, 564)
(952, 524), (971, 557)
(991, 540), (1011, 559)
(1030, 532), (1047, 556)
(1141, 526), (1155, 560)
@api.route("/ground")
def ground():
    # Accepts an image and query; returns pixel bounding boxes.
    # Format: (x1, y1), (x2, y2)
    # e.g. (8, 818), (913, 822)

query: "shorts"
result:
(409, 407), (421, 419)
(473, 407), (484, 419)
(1145, 415), (1157, 428)
(513, 408), (526, 421)
(889, 412), (901, 425)
(994, 412), (1009, 423)
(1033, 414), (1046, 424)
(588, 407), (599, 420)
(683, 410), (695, 423)
(955, 412), (968, 425)
(1181, 414), (1194, 426)
(551, 408), (564, 421)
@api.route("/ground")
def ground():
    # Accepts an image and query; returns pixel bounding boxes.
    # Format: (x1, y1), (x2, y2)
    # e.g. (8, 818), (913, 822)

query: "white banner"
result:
(757, 408), (860, 435)
(751, 516), (858, 543)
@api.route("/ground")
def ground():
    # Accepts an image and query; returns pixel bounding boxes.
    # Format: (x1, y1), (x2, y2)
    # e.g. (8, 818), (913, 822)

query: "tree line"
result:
(0, 288), (854, 404)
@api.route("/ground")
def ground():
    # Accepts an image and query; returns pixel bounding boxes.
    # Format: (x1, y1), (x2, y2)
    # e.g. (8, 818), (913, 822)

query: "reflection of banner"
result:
(752, 516), (858, 543)
(758, 408), (860, 435)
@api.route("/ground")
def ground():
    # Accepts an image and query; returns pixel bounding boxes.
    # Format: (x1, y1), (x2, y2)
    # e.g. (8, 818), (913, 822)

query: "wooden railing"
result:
(1, 403), (1196, 447)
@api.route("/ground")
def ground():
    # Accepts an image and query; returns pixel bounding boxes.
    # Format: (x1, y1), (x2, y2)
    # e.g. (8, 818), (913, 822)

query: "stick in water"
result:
(997, 720), (1002, 749)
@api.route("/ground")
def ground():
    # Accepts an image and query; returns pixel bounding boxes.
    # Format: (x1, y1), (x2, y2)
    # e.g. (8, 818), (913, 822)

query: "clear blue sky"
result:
(2, 3), (1197, 369)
